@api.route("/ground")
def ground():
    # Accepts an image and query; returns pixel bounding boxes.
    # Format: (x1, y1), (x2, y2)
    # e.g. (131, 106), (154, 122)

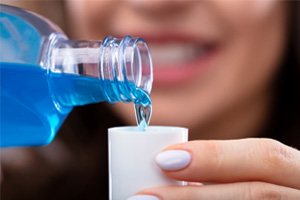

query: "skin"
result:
(140, 139), (300, 199)
(66, 0), (285, 140)
(66, 0), (300, 199)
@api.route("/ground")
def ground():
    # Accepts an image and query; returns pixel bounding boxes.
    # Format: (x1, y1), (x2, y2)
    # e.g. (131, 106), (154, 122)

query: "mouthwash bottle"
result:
(0, 5), (153, 147)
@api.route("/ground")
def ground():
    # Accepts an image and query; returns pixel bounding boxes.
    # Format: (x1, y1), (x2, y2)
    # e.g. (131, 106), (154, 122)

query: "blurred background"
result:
(1, 1), (299, 200)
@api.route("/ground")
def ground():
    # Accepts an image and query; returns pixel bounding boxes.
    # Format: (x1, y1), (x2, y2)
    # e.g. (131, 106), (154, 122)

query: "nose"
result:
(125, 0), (195, 18)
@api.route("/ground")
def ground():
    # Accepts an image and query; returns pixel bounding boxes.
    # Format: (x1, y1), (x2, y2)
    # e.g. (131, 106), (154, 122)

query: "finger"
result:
(155, 138), (300, 189)
(134, 182), (300, 200)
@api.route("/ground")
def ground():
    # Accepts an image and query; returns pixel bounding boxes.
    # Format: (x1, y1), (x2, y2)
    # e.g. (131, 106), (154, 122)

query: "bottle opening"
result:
(102, 35), (153, 103)
(124, 37), (153, 94)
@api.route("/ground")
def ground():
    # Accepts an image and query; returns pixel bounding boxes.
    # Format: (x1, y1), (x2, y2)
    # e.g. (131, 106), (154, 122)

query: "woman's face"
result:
(66, 0), (286, 139)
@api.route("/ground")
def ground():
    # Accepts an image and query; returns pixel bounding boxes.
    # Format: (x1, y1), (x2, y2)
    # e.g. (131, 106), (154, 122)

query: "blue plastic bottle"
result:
(0, 5), (153, 147)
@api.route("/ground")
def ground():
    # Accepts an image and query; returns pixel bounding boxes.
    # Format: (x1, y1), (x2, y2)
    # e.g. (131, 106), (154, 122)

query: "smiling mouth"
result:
(148, 38), (219, 87)
(151, 42), (212, 66)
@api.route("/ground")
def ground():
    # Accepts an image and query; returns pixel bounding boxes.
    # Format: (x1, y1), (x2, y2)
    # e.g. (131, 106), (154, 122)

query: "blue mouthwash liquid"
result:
(54, 67), (153, 131)
(0, 62), (115, 146)
(1, 62), (152, 146)
(1, 63), (71, 146)
(0, 5), (153, 147)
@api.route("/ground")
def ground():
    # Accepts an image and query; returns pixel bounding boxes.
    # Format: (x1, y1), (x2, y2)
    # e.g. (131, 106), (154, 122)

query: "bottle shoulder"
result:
(0, 5), (66, 65)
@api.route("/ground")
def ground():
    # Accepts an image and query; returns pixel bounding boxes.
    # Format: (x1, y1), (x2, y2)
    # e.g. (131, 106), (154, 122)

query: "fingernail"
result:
(127, 194), (160, 200)
(155, 150), (191, 171)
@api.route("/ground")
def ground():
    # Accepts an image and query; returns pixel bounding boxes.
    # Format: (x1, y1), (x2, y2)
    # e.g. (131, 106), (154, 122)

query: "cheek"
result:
(201, 1), (286, 118)
(65, 0), (115, 38)
(208, 1), (286, 99)
(150, 2), (286, 130)
(212, 0), (282, 29)
(66, 0), (111, 17)
(224, 3), (286, 90)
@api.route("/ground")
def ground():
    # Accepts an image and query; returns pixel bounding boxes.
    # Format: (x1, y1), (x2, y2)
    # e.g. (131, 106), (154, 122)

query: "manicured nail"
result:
(155, 150), (191, 171)
(127, 194), (160, 200)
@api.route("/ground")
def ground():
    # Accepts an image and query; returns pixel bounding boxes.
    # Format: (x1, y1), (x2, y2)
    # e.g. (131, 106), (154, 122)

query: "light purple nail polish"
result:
(155, 150), (191, 171)
(127, 194), (160, 200)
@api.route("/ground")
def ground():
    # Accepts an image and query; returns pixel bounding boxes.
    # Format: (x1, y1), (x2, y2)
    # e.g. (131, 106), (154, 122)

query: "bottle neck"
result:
(47, 36), (153, 108)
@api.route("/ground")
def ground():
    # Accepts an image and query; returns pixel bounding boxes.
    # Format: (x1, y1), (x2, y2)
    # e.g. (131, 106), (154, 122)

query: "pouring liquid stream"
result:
(134, 88), (152, 131)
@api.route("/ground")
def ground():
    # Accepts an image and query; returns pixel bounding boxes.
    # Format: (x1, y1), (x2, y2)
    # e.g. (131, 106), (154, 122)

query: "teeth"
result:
(150, 43), (206, 66)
